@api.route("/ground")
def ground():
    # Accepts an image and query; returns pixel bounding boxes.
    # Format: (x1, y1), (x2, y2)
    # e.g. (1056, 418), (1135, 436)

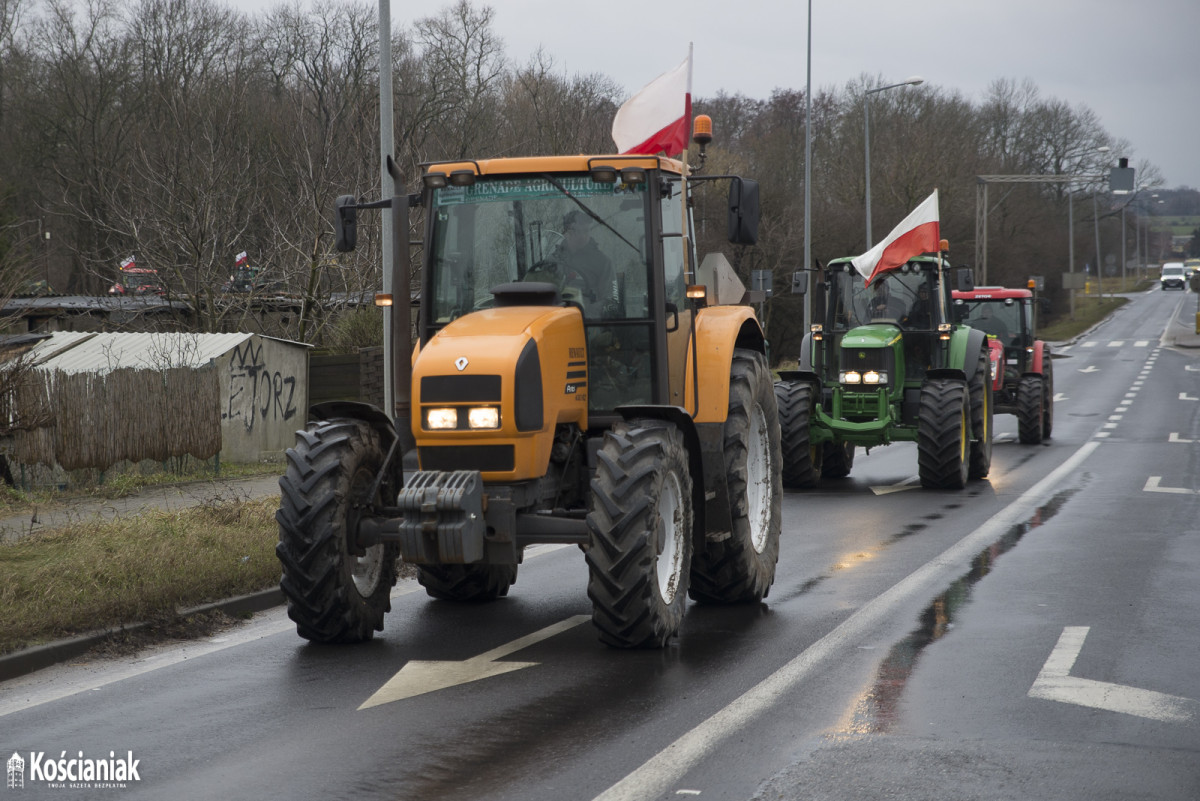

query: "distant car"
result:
(1185, 259), (1200, 280)
(1160, 263), (1186, 290)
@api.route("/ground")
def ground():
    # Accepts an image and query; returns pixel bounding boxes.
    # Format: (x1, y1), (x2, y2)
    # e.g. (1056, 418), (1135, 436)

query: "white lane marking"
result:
(1168, 433), (1194, 443)
(1082, 341), (1098, 348)
(1143, 476), (1197, 495)
(1028, 627), (1197, 724)
(1054, 393), (1068, 402)
(1135, 340), (1150, 347)
(1078, 366), (1099, 373)
(1180, 393), (1199, 401)
(591, 441), (1101, 801)
(1106, 341), (1124, 347)
(359, 615), (591, 709)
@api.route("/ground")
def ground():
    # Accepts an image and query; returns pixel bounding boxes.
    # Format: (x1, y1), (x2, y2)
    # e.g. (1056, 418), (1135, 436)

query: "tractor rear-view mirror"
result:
(335, 195), (358, 253)
(956, 267), (975, 293)
(728, 178), (760, 246)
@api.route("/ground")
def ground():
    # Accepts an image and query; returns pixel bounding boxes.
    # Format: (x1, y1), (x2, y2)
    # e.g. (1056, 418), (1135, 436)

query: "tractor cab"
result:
(815, 255), (958, 393)
(951, 286), (1052, 444)
(417, 156), (760, 430)
(952, 287), (1034, 357)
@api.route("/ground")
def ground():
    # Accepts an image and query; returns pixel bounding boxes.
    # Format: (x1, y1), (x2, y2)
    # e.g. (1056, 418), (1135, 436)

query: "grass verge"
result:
(0, 497), (280, 656)
(1039, 294), (1130, 342)
(0, 461), (281, 517)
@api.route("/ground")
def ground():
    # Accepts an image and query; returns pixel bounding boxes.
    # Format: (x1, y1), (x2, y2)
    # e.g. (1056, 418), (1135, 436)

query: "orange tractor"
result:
(276, 122), (783, 648)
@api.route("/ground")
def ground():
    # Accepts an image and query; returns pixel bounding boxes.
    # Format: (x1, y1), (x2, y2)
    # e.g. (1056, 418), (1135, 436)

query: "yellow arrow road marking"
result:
(358, 615), (591, 709)
(870, 476), (920, 496)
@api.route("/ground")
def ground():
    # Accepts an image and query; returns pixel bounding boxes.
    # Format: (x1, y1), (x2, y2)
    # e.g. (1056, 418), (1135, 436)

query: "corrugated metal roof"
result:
(26, 332), (262, 374)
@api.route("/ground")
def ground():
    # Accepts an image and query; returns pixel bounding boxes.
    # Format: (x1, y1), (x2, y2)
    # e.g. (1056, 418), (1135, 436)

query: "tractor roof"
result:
(421, 154), (686, 179)
(952, 286), (1032, 300)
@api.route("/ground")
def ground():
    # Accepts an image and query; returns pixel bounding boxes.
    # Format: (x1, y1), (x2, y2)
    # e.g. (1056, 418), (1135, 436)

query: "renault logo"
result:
(455, 357), (469, 371)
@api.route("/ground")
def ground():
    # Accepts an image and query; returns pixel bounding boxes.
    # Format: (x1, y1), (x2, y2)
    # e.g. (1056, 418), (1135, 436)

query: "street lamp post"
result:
(864, 76), (923, 248)
(1093, 146), (1109, 299)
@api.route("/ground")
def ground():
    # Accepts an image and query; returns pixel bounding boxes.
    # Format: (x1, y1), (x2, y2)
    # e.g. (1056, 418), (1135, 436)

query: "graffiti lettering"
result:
(223, 341), (299, 433)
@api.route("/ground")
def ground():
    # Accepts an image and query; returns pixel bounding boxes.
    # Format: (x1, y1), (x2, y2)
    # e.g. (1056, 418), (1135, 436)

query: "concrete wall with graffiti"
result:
(218, 335), (309, 462)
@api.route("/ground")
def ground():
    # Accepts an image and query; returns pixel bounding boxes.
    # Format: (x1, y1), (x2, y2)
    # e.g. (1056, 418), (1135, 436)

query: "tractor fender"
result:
(937, 326), (988, 383)
(685, 306), (766, 424)
(310, 401), (398, 448)
(615, 404), (710, 549)
(1027, 340), (1050, 375)
(797, 332), (815, 373)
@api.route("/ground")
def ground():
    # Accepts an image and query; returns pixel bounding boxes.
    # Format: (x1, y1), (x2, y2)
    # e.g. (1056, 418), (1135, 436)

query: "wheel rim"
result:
(351, 546), (385, 597)
(959, 399), (969, 463)
(349, 466), (384, 598)
(746, 402), (772, 553)
(655, 470), (686, 604)
(981, 378), (990, 443)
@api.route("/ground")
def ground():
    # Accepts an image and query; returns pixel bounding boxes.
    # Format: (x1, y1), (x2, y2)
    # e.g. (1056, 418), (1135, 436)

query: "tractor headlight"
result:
(840, 370), (862, 385)
(425, 407), (458, 430)
(862, 370), (887, 385)
(467, 406), (500, 429)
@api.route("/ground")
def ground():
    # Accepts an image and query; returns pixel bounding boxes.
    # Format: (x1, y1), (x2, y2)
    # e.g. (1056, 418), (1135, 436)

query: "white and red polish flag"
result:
(611, 45), (692, 156)
(852, 189), (940, 285)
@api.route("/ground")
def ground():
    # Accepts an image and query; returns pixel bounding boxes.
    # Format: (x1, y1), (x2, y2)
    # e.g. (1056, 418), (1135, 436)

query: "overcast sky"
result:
(364, 0), (1197, 190)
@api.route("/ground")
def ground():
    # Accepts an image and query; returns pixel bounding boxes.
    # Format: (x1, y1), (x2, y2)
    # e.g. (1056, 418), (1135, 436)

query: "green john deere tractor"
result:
(774, 247), (993, 490)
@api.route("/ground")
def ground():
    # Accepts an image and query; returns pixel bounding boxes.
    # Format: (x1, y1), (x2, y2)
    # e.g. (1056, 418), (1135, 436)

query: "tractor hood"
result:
(411, 304), (588, 481)
(840, 323), (902, 349)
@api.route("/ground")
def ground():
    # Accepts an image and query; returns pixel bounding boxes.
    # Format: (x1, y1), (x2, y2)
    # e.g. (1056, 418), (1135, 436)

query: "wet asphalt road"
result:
(2, 287), (1197, 800)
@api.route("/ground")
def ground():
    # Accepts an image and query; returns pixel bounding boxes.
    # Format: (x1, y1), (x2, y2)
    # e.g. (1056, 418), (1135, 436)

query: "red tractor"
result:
(952, 286), (1053, 444)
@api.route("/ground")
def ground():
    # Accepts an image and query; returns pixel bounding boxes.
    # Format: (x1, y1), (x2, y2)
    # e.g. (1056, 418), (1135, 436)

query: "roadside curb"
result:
(0, 588), (285, 683)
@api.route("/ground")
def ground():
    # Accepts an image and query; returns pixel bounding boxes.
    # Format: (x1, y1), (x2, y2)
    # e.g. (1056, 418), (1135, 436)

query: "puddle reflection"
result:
(842, 486), (1081, 734)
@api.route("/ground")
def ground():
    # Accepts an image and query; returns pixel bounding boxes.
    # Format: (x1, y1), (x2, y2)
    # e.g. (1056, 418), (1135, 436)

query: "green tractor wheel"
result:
(774, 380), (822, 488)
(967, 347), (993, 480)
(917, 379), (970, 490)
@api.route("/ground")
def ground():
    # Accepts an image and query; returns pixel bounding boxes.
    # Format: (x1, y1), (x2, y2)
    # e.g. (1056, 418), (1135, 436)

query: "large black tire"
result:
(774, 380), (821, 488)
(967, 347), (994, 479)
(821, 441), (855, 479)
(586, 419), (694, 648)
(276, 419), (401, 643)
(1016, 375), (1044, 444)
(917, 379), (970, 490)
(417, 564), (517, 601)
(1042, 353), (1054, 440)
(690, 349), (782, 604)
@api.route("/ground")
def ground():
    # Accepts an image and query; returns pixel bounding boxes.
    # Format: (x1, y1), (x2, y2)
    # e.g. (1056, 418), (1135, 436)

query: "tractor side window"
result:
(660, 185), (687, 309)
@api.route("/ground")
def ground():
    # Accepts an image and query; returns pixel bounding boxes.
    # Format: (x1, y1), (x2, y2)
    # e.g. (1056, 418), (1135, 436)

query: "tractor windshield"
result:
(958, 299), (1023, 349)
(426, 175), (650, 327)
(827, 263), (940, 331)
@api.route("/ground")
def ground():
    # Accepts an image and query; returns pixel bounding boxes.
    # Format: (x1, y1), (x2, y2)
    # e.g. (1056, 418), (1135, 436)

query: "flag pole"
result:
(680, 42), (693, 285)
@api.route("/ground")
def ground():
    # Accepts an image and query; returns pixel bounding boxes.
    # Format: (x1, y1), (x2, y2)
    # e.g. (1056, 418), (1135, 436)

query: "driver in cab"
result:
(554, 210), (616, 316)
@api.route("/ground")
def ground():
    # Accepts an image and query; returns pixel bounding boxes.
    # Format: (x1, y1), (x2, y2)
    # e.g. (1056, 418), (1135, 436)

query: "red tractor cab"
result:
(109, 266), (166, 296)
(952, 286), (1053, 444)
